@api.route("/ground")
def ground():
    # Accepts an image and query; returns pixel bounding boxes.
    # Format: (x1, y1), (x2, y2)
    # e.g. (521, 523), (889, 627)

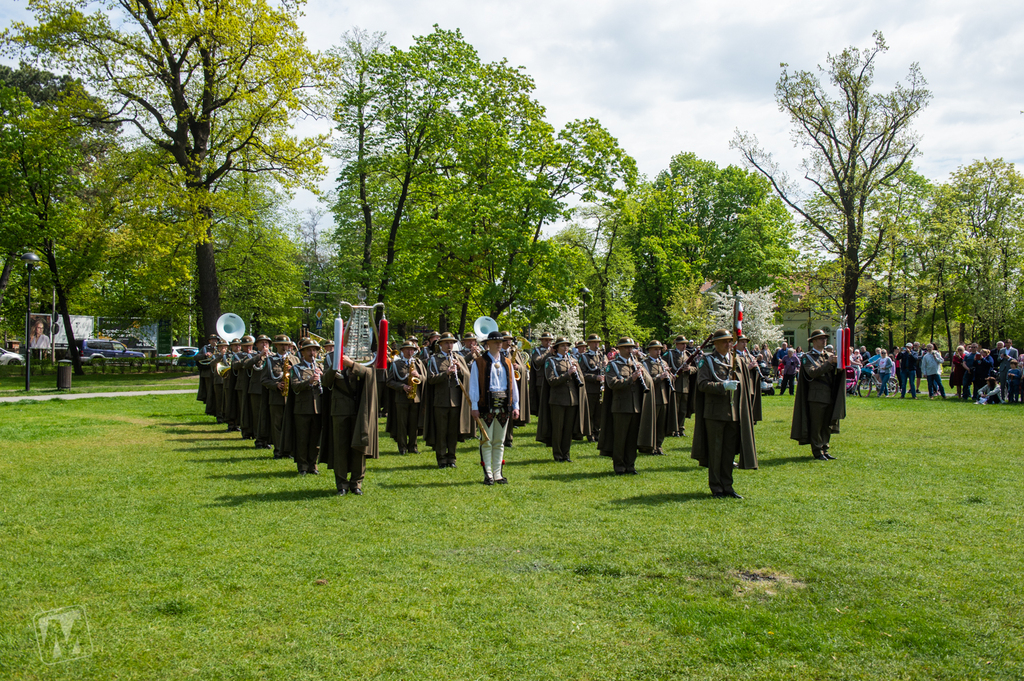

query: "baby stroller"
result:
(758, 361), (775, 395)
(845, 366), (859, 396)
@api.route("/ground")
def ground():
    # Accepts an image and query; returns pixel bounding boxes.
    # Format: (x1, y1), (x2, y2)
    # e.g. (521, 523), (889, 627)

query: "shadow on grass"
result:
(374, 462), (449, 472)
(173, 444), (253, 452)
(207, 488), (336, 506)
(208, 470), (298, 481)
(185, 455), (270, 463)
(530, 470), (620, 482)
(504, 457), (558, 466)
(758, 455), (812, 467)
(170, 436), (242, 442)
(377, 480), (478, 489)
(608, 491), (710, 506)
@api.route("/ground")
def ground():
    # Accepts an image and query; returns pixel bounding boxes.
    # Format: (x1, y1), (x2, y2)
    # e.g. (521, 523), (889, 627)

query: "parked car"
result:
(74, 338), (146, 363)
(171, 346), (198, 367)
(0, 348), (24, 365)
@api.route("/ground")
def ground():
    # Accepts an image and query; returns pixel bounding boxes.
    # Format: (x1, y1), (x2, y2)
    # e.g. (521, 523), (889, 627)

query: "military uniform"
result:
(664, 336), (698, 435)
(260, 336), (294, 458)
(233, 338), (255, 439)
(642, 342), (676, 455)
(289, 342), (323, 474)
(579, 335), (606, 441)
(196, 335), (219, 417)
(211, 342), (229, 424)
(321, 360), (378, 494)
(502, 334), (531, 447)
(243, 336), (272, 450)
(385, 346), (426, 455)
(791, 329), (846, 460)
(696, 349), (741, 496)
(597, 339), (655, 474)
(425, 333), (472, 468)
(529, 334), (553, 415)
(541, 341), (582, 462)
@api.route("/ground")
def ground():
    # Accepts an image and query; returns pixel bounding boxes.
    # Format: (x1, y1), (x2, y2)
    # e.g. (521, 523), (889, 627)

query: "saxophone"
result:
(273, 353), (300, 398)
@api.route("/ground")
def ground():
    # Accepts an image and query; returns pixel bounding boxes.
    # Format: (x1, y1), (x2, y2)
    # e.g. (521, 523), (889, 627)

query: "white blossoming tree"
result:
(707, 287), (784, 346)
(535, 302), (582, 341)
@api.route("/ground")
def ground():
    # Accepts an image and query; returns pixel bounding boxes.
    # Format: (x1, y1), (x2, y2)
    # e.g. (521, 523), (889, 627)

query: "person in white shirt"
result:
(469, 331), (520, 485)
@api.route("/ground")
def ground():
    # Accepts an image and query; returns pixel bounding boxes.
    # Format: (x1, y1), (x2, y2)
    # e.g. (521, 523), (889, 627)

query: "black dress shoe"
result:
(813, 453), (827, 460)
(335, 488), (348, 496)
(448, 462), (457, 469)
(309, 467), (320, 474)
(495, 477), (508, 484)
(615, 470), (627, 476)
(711, 492), (725, 498)
(733, 461), (739, 468)
(822, 453), (836, 460)
(352, 488), (363, 495)
(483, 476), (494, 486)
(298, 470), (307, 476)
(726, 491), (743, 499)
(627, 469), (638, 475)
(438, 463), (447, 469)
(564, 457), (572, 463)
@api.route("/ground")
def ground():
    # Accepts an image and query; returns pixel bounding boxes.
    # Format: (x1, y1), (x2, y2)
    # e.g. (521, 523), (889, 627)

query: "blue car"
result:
(75, 339), (145, 363)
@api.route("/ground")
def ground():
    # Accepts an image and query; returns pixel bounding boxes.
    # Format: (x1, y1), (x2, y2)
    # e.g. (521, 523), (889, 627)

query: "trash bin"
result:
(57, 360), (73, 390)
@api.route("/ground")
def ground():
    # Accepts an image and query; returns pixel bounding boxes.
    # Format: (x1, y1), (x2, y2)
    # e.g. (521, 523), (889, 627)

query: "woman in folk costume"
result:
(691, 329), (759, 499)
(597, 338), (656, 475)
(469, 331), (520, 485)
(535, 337), (591, 462)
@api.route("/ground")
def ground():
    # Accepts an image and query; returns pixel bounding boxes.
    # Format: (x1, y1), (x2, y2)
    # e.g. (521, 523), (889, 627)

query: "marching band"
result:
(193, 312), (846, 498)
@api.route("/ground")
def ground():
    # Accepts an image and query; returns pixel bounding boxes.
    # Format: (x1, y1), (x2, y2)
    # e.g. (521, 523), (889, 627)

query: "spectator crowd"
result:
(744, 339), (1021, 405)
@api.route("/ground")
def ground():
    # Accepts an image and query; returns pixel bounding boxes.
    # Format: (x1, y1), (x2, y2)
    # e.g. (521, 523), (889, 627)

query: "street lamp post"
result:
(21, 252), (41, 392)
(580, 287), (591, 340)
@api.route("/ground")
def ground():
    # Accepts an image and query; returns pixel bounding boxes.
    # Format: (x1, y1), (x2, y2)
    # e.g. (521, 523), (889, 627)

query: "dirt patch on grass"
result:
(731, 568), (806, 597)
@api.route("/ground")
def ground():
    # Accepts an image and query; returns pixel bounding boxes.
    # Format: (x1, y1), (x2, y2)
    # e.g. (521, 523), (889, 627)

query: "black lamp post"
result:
(21, 252), (41, 392)
(580, 287), (591, 340)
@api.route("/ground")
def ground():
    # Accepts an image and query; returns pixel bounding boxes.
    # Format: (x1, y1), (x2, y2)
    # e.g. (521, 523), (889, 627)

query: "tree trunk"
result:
(0, 252), (15, 311)
(842, 254), (859, 334)
(196, 237), (221, 340)
(42, 243), (84, 374)
(458, 287), (470, 338)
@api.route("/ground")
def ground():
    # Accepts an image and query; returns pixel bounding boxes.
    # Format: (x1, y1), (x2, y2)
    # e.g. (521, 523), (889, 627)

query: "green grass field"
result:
(1, 391), (1022, 679)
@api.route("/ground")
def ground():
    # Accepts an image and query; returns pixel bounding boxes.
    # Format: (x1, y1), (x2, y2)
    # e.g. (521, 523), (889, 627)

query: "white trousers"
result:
(480, 416), (509, 480)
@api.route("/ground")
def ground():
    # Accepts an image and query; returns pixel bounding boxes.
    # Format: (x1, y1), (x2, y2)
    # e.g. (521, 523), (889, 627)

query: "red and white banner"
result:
(733, 299), (743, 339)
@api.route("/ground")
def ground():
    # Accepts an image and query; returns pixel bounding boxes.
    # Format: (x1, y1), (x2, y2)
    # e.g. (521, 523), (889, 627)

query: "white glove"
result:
(723, 380), (739, 391)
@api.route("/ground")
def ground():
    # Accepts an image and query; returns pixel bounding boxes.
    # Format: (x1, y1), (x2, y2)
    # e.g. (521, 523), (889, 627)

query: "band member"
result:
(664, 335), (697, 436)
(573, 340), (586, 357)
(424, 332), (472, 468)
(643, 340), (679, 455)
(598, 338), (655, 474)
(211, 338), (229, 424)
(791, 329), (846, 460)
(537, 337), (591, 462)
(234, 335), (255, 439)
(321, 352), (379, 495)
(692, 329), (758, 498)
(385, 340), (426, 455)
(196, 333), (219, 416)
(579, 333), (606, 442)
(223, 338), (242, 432)
(529, 332), (554, 415)
(501, 332), (531, 447)
(460, 333), (480, 362)
(243, 335), (273, 450)
(261, 335), (295, 459)
(470, 331), (520, 484)
(290, 339), (323, 475)
(418, 331), (440, 364)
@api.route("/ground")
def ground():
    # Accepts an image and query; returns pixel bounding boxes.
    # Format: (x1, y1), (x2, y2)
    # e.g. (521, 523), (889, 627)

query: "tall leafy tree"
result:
(732, 31), (931, 326)
(8, 0), (328, 339)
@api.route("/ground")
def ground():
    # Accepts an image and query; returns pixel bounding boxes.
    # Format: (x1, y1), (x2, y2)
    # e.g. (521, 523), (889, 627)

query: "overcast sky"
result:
(4, 0), (1023, 219)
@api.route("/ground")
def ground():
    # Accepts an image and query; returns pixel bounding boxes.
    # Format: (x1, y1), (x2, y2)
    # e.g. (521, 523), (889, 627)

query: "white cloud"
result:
(4, 0), (1022, 212)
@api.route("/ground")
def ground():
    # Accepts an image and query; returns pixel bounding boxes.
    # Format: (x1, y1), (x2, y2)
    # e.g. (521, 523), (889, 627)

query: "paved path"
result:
(0, 389), (195, 403)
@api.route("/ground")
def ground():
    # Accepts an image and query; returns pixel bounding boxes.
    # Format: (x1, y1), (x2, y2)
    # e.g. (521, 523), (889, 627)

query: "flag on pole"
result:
(733, 297), (743, 339)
